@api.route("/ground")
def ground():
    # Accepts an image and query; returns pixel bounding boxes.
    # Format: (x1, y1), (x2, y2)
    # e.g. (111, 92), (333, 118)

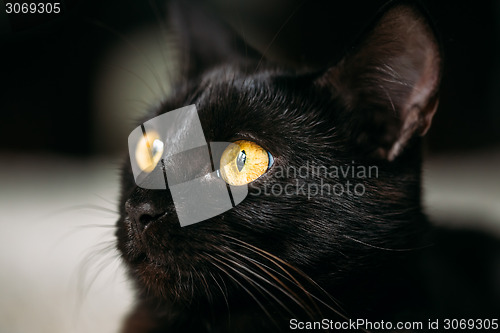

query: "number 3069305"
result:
(5, 3), (61, 14)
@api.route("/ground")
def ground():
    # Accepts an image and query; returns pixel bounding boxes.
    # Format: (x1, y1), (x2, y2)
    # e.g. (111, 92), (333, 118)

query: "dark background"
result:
(1, 0), (499, 156)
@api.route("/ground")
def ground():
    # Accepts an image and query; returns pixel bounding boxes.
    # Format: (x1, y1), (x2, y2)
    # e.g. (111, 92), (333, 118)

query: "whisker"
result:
(223, 235), (348, 320)
(48, 221), (116, 256)
(224, 237), (374, 333)
(226, 240), (325, 317)
(84, 18), (167, 97)
(198, 266), (214, 305)
(208, 258), (279, 329)
(73, 240), (119, 316)
(343, 235), (433, 252)
(147, 0), (178, 89)
(189, 270), (195, 302)
(101, 63), (162, 103)
(254, 0), (306, 72)
(72, 223), (116, 230)
(209, 271), (230, 317)
(213, 252), (296, 318)
(122, 98), (157, 109)
(224, 246), (318, 319)
(93, 193), (118, 207)
(42, 204), (118, 220)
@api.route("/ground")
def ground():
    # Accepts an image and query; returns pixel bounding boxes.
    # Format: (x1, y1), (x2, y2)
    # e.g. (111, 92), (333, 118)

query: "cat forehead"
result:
(153, 65), (336, 122)
(197, 64), (314, 92)
(201, 64), (278, 81)
(198, 70), (273, 97)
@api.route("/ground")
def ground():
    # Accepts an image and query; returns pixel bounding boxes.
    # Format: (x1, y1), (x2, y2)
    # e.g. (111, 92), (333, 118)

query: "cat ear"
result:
(317, 5), (441, 161)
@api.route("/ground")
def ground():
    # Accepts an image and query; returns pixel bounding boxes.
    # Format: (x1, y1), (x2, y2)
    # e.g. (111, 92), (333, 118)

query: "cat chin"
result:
(130, 258), (225, 305)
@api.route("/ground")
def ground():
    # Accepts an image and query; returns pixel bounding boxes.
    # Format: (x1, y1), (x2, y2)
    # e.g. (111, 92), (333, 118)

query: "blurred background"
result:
(0, 0), (499, 332)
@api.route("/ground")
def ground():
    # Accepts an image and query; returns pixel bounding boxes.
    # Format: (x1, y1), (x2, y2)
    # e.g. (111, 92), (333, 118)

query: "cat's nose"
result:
(125, 200), (166, 229)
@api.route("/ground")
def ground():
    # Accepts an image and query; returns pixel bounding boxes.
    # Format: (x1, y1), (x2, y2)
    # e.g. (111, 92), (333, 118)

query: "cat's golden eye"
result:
(135, 131), (164, 173)
(220, 140), (273, 186)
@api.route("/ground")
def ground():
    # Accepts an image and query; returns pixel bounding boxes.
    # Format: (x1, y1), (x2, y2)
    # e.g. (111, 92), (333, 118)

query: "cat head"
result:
(116, 3), (441, 314)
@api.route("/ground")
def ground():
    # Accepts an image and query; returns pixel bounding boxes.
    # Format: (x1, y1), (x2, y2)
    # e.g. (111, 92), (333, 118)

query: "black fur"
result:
(116, 2), (499, 332)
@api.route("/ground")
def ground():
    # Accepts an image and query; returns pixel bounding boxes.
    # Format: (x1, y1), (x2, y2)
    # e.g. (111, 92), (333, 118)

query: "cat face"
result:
(116, 4), (441, 316)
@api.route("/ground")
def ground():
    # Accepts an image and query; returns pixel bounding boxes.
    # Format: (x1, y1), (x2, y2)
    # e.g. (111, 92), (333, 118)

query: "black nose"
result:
(125, 200), (166, 229)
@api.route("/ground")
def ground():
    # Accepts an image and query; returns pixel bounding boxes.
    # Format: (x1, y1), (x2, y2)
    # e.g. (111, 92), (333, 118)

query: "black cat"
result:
(116, 2), (499, 332)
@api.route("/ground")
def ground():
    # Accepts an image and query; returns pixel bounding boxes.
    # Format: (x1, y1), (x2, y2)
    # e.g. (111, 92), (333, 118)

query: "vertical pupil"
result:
(236, 150), (246, 172)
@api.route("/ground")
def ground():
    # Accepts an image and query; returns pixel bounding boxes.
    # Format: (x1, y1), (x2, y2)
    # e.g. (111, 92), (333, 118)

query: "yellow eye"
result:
(219, 140), (273, 186)
(135, 131), (164, 173)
